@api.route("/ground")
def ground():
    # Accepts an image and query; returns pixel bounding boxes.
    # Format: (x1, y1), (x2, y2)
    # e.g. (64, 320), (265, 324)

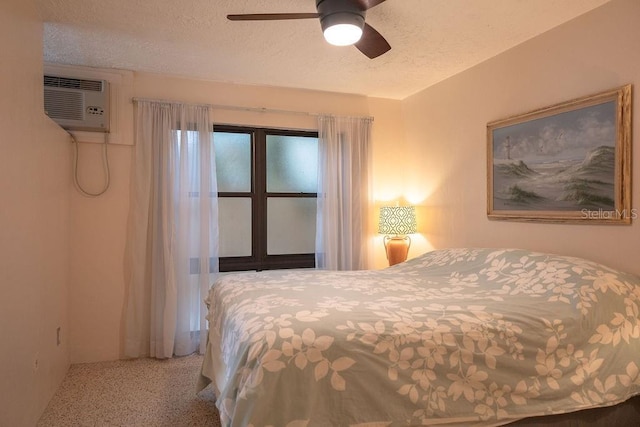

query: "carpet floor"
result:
(37, 354), (222, 427)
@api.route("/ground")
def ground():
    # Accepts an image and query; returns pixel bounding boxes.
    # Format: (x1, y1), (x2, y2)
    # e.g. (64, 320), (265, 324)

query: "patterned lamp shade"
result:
(378, 206), (417, 235)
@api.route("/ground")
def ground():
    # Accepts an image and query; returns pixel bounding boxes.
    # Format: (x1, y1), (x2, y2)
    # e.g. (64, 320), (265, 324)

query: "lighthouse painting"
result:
(487, 85), (631, 223)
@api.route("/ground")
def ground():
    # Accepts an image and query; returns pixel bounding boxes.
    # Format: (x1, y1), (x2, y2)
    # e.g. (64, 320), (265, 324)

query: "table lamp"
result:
(378, 206), (417, 266)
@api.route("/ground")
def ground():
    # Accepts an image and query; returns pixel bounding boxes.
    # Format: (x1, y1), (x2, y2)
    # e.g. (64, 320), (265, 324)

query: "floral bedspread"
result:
(198, 248), (640, 426)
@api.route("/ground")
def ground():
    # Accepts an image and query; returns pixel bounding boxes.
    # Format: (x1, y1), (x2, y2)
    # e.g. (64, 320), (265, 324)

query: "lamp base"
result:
(383, 235), (411, 266)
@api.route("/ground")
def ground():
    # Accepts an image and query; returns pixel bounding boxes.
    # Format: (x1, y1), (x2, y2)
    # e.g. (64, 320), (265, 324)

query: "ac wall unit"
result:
(44, 75), (110, 132)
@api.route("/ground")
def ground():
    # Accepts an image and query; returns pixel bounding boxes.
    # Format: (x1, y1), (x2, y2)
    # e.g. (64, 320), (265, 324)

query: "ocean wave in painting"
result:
(493, 145), (615, 211)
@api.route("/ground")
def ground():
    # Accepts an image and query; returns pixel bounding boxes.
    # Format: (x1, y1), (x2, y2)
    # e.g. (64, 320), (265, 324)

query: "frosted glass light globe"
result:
(323, 23), (363, 46)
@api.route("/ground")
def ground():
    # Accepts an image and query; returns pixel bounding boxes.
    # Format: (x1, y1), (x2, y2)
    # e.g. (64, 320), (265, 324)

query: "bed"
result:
(197, 248), (640, 426)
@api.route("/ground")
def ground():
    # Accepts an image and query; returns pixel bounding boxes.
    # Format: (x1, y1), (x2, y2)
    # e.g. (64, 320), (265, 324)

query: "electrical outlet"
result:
(56, 327), (61, 346)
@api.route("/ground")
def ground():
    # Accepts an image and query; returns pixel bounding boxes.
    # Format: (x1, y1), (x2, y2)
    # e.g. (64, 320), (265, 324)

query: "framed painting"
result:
(487, 84), (632, 224)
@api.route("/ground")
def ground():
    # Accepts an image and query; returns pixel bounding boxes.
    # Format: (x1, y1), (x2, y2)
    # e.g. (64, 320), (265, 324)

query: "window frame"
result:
(215, 124), (318, 272)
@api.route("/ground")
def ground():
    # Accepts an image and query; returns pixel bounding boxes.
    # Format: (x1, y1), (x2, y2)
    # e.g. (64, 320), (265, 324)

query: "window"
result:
(215, 125), (318, 272)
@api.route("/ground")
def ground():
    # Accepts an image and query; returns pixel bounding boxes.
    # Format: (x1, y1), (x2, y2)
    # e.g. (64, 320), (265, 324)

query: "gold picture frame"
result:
(487, 84), (632, 224)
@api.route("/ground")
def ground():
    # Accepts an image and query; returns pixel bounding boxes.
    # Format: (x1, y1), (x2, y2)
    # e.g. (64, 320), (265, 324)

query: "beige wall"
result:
(0, 0), (71, 425)
(400, 0), (640, 276)
(367, 97), (418, 268)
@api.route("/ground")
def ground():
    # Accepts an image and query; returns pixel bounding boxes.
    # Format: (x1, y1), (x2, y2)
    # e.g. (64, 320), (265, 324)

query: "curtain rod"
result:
(131, 97), (374, 122)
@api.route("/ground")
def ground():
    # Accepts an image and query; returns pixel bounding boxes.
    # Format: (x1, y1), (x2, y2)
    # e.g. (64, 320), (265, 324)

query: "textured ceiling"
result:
(37, 0), (610, 99)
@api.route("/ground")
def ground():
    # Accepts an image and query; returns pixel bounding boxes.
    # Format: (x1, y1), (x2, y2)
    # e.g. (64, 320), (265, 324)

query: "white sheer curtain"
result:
(316, 115), (373, 271)
(124, 100), (218, 358)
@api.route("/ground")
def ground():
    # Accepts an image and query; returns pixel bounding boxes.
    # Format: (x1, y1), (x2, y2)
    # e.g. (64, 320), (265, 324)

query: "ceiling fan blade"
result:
(354, 0), (387, 11)
(355, 23), (391, 59)
(227, 13), (319, 21)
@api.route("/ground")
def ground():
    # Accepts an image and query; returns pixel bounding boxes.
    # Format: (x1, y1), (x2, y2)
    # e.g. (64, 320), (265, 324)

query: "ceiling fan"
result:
(227, 0), (391, 59)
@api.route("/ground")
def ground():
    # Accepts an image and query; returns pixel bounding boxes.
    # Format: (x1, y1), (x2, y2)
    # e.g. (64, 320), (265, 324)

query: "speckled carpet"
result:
(37, 354), (221, 427)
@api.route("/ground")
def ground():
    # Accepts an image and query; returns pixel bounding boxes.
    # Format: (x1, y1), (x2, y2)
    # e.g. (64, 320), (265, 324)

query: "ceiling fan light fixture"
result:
(227, 0), (391, 58)
(321, 12), (365, 46)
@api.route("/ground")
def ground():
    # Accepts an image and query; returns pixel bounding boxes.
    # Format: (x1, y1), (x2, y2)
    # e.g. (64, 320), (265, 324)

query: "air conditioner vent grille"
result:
(43, 75), (103, 92)
(44, 89), (84, 121)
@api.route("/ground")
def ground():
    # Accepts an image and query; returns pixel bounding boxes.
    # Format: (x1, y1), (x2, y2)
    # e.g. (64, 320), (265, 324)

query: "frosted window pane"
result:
(219, 198), (252, 257)
(267, 198), (316, 255)
(266, 135), (318, 193)
(214, 132), (251, 192)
